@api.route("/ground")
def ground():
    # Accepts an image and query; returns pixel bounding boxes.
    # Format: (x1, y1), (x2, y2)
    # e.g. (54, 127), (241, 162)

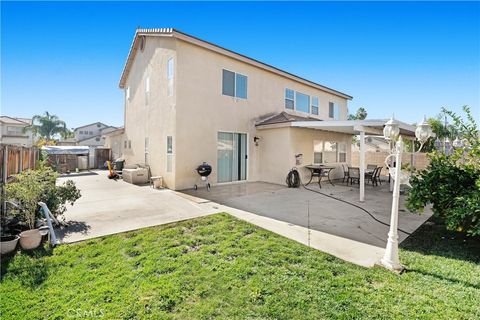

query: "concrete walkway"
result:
(57, 172), (429, 267)
(57, 171), (219, 243)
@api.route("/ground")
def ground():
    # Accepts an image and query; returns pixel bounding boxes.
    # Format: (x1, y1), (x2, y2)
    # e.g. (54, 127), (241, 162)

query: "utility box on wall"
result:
(295, 153), (303, 166)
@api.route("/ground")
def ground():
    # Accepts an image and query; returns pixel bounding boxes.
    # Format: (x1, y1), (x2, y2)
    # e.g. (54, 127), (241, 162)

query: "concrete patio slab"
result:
(56, 171), (219, 243)
(181, 181), (433, 247)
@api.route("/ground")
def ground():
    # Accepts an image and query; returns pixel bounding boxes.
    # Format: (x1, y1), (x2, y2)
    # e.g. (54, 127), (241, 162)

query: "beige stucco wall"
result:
(122, 36), (350, 190)
(123, 36), (177, 188)
(173, 39), (349, 189)
(258, 127), (352, 185)
(104, 133), (125, 160)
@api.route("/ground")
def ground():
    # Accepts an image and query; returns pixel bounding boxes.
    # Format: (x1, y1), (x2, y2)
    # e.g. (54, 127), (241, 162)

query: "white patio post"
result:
(359, 130), (365, 202)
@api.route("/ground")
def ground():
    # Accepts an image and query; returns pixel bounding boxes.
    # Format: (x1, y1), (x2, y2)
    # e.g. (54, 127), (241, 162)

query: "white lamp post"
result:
(380, 116), (433, 272)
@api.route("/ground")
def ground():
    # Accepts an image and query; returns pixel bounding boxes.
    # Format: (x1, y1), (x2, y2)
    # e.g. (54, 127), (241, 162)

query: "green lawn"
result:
(1, 214), (479, 319)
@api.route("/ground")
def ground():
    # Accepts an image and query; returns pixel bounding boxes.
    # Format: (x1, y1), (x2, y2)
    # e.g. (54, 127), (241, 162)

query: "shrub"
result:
(5, 165), (81, 229)
(406, 106), (480, 236)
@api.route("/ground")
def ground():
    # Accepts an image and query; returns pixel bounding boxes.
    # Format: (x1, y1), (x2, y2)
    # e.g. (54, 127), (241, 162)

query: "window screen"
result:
(285, 89), (294, 109)
(329, 102), (335, 118)
(312, 97), (319, 115)
(222, 69), (235, 97)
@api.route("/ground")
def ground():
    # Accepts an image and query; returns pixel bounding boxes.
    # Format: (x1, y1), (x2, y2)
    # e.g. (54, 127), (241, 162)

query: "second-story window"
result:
(312, 97), (319, 115)
(222, 69), (247, 99)
(167, 58), (174, 97)
(145, 76), (150, 106)
(285, 89), (294, 109)
(295, 92), (310, 113)
(329, 102), (340, 120)
(126, 87), (130, 101)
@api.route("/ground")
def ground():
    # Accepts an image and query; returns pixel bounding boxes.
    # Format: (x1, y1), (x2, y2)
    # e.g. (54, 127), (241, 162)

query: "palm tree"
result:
(27, 111), (68, 140)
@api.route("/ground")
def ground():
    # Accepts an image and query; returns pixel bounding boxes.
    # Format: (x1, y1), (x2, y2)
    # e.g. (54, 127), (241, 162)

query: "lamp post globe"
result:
(415, 116), (433, 145)
(453, 137), (463, 149)
(383, 117), (400, 141)
(434, 137), (442, 151)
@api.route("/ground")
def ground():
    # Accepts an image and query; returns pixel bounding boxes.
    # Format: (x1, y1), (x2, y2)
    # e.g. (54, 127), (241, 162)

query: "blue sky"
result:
(2, 1), (479, 129)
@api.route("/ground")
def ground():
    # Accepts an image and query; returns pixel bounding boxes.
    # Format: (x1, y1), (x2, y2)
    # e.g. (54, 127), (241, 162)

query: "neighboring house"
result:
(352, 136), (391, 152)
(57, 137), (78, 146)
(102, 127), (125, 160)
(73, 122), (117, 147)
(118, 28), (415, 190)
(0, 116), (34, 147)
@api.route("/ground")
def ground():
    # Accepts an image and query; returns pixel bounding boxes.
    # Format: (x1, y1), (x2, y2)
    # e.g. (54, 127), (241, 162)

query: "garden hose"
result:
(285, 168), (412, 235)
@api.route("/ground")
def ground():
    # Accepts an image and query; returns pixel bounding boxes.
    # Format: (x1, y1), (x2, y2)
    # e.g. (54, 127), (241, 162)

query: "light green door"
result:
(217, 132), (247, 183)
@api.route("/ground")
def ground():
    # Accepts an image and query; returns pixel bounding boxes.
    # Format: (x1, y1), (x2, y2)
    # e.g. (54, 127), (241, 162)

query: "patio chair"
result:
(347, 167), (360, 185)
(367, 164), (377, 170)
(342, 164), (349, 183)
(374, 166), (383, 186)
(365, 167), (376, 185)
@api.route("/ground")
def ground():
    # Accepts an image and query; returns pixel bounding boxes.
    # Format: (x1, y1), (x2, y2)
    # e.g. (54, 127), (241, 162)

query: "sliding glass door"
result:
(217, 132), (247, 183)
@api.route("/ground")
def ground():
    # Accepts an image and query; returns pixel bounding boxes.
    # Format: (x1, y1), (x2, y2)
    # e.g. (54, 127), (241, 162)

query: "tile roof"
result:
(0, 116), (31, 125)
(255, 112), (321, 126)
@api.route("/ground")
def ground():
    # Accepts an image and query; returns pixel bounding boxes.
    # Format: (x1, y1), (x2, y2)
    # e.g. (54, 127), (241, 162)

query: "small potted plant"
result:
(0, 206), (24, 255)
(5, 165), (81, 251)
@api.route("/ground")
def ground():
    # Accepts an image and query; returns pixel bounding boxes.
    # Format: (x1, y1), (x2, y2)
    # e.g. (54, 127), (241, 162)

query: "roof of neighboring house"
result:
(74, 122), (109, 131)
(119, 28), (353, 100)
(60, 137), (78, 143)
(102, 127), (125, 137)
(0, 116), (32, 125)
(77, 135), (104, 143)
(255, 112), (320, 126)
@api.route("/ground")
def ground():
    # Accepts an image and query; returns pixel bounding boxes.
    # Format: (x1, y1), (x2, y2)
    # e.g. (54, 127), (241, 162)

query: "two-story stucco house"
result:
(0, 116), (34, 147)
(119, 28), (414, 191)
(73, 122), (117, 147)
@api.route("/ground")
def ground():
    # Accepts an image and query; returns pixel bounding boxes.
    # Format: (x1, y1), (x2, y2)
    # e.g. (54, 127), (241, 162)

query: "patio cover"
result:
(42, 146), (90, 155)
(257, 116), (417, 202)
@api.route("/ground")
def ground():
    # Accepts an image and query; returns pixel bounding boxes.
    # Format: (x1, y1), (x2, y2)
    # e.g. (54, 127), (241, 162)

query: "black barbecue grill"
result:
(194, 162), (212, 191)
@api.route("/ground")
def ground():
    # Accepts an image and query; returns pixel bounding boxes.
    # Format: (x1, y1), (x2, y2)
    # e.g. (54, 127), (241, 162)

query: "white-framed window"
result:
(79, 131), (84, 135)
(6, 126), (23, 135)
(323, 141), (337, 163)
(313, 141), (347, 163)
(285, 89), (294, 109)
(145, 137), (149, 164)
(313, 140), (323, 164)
(166, 135), (173, 172)
(126, 86), (130, 101)
(312, 97), (319, 115)
(167, 58), (174, 97)
(329, 102), (340, 120)
(338, 143), (347, 162)
(222, 69), (247, 99)
(295, 92), (310, 113)
(145, 76), (150, 106)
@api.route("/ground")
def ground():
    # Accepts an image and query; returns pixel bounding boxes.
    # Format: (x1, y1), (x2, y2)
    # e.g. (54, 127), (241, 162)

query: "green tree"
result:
(27, 111), (68, 140)
(406, 106), (480, 236)
(348, 107), (368, 120)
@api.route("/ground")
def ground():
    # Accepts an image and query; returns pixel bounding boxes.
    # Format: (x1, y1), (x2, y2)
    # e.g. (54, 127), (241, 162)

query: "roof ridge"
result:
(118, 28), (353, 100)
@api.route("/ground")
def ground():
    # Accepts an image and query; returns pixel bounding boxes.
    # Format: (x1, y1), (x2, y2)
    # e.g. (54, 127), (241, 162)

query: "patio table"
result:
(304, 165), (336, 188)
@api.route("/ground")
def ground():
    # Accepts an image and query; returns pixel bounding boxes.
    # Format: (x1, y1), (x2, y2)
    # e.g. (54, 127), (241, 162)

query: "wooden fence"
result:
(1, 144), (40, 214)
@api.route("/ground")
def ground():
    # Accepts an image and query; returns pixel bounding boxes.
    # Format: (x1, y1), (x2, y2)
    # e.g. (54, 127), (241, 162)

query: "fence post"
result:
(1, 145), (8, 215)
